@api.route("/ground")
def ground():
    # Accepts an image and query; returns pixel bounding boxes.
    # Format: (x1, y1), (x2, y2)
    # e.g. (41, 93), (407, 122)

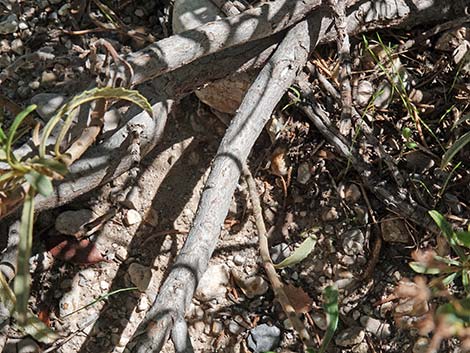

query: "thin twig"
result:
(243, 164), (314, 349)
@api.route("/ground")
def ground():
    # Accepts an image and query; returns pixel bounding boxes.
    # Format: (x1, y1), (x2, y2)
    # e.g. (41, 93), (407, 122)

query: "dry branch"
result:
(243, 164), (314, 349)
(126, 19), (313, 353)
(125, 0), (469, 86)
(126, 0), (323, 86)
(295, 80), (440, 234)
(4, 0), (469, 220)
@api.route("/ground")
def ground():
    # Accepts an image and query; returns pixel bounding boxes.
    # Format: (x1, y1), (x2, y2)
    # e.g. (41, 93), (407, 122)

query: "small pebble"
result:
(11, 38), (24, 54)
(135, 9), (145, 17)
(360, 315), (391, 338)
(233, 254), (245, 266)
(247, 324), (281, 353)
(211, 321), (223, 336)
(195, 264), (229, 302)
(128, 262), (152, 291)
(124, 209), (142, 226)
(100, 281), (110, 291)
(312, 312), (327, 330)
(335, 327), (365, 347)
(137, 295), (150, 312)
(228, 321), (243, 335)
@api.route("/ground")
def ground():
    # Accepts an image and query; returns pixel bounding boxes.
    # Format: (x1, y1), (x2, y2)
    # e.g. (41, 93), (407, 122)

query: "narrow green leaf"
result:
(61, 287), (138, 318)
(31, 157), (68, 176)
(18, 311), (60, 344)
(5, 105), (36, 168)
(463, 270), (470, 294)
(1, 272), (59, 343)
(429, 210), (454, 241)
(14, 187), (35, 325)
(273, 235), (317, 269)
(318, 286), (339, 353)
(409, 262), (444, 275)
(40, 87), (153, 158)
(442, 272), (458, 286)
(25, 170), (53, 196)
(0, 272), (16, 313)
(455, 231), (470, 248)
(442, 131), (470, 168)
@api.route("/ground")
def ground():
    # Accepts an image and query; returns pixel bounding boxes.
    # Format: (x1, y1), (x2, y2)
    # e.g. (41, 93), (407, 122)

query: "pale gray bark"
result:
(127, 18), (316, 353)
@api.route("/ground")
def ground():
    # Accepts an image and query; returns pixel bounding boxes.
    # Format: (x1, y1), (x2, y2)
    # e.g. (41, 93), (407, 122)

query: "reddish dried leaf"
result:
(46, 235), (105, 265)
(37, 308), (51, 327)
(283, 284), (313, 314)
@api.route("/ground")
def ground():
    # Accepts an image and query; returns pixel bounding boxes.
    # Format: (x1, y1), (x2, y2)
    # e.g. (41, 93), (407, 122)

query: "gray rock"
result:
(55, 209), (95, 236)
(360, 315), (391, 338)
(270, 243), (290, 263)
(233, 271), (269, 298)
(354, 80), (374, 107)
(297, 162), (311, 184)
(342, 229), (365, 255)
(228, 321), (244, 335)
(380, 216), (409, 243)
(311, 312), (327, 330)
(128, 263), (152, 292)
(10, 38), (24, 55)
(335, 327), (365, 347)
(405, 151), (435, 172)
(195, 264), (229, 301)
(247, 324), (281, 353)
(0, 14), (18, 34)
(31, 93), (66, 121)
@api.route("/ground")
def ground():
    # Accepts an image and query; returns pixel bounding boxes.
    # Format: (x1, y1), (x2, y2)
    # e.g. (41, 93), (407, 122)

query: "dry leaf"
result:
(270, 147), (289, 176)
(46, 235), (106, 265)
(283, 284), (313, 314)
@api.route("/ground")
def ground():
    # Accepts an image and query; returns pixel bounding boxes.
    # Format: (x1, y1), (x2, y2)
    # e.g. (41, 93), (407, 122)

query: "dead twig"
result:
(329, 0), (353, 136)
(296, 80), (440, 234)
(126, 19), (312, 353)
(243, 164), (314, 349)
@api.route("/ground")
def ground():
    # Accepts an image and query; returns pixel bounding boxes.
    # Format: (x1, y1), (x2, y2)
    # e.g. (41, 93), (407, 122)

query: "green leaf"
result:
(455, 231), (470, 248)
(429, 210), (454, 241)
(25, 170), (53, 196)
(0, 272), (59, 344)
(442, 131), (470, 168)
(318, 286), (339, 353)
(409, 262), (444, 275)
(273, 235), (317, 269)
(31, 157), (68, 176)
(463, 270), (470, 294)
(61, 287), (138, 318)
(5, 105), (36, 168)
(40, 87), (153, 158)
(402, 127), (412, 140)
(14, 187), (35, 325)
(442, 272), (458, 286)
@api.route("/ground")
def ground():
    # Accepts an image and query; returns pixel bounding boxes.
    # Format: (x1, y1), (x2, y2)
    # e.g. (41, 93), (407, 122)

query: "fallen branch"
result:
(295, 80), (440, 234)
(126, 0), (323, 86)
(126, 19), (312, 353)
(4, 0), (468, 220)
(125, 0), (469, 86)
(243, 164), (314, 349)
